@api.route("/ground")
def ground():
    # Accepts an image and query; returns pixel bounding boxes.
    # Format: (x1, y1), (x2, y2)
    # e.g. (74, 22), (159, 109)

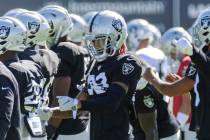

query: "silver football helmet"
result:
(127, 19), (153, 51)
(148, 24), (161, 47)
(83, 11), (98, 26)
(191, 8), (210, 49)
(68, 14), (88, 43)
(85, 10), (127, 62)
(0, 17), (27, 54)
(161, 27), (192, 55)
(3, 8), (28, 17)
(14, 11), (50, 47)
(39, 5), (73, 46)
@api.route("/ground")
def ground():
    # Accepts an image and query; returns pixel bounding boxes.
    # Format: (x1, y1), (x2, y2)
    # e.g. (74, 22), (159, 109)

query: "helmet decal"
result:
(28, 21), (40, 34)
(0, 26), (10, 40)
(112, 18), (122, 32)
(201, 16), (210, 30)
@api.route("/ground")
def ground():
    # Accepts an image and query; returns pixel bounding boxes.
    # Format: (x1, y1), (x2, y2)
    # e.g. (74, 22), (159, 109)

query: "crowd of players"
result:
(0, 4), (210, 140)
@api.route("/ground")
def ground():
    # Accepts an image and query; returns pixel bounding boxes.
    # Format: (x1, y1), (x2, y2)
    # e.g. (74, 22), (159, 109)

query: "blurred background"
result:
(1, 0), (210, 33)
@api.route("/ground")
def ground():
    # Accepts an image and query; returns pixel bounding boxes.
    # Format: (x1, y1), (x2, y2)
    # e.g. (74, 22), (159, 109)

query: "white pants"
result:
(57, 127), (89, 140)
(160, 130), (181, 140)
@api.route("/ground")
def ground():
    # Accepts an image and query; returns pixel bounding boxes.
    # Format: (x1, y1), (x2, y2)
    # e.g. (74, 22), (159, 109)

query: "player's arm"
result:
(143, 67), (194, 97)
(0, 76), (15, 140)
(79, 59), (141, 112)
(79, 82), (128, 112)
(135, 86), (158, 140)
(49, 58), (72, 128)
(138, 112), (158, 140)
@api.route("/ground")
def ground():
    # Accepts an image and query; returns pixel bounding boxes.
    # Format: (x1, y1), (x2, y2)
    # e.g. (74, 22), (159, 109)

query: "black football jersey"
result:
(18, 47), (59, 107)
(0, 61), (20, 140)
(83, 53), (142, 140)
(5, 59), (45, 113)
(130, 84), (179, 139)
(51, 42), (87, 135)
(184, 62), (210, 139)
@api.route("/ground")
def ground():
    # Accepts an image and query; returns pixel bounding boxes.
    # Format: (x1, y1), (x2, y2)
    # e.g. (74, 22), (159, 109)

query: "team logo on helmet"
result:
(0, 26), (10, 40)
(201, 16), (210, 30)
(28, 21), (40, 34)
(112, 18), (122, 32)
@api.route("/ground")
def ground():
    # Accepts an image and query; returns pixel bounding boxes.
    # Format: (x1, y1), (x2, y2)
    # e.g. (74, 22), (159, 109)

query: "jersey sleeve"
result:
(135, 85), (157, 114)
(0, 75), (15, 139)
(191, 46), (210, 82)
(112, 55), (142, 93)
(39, 49), (59, 76)
(52, 46), (75, 77)
(184, 63), (197, 81)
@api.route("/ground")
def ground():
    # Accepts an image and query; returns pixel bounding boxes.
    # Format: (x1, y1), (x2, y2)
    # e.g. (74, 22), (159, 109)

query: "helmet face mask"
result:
(85, 10), (127, 62)
(85, 34), (116, 62)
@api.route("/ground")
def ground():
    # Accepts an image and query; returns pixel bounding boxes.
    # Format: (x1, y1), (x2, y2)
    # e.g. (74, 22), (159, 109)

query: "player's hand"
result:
(165, 73), (181, 83)
(57, 96), (79, 119)
(143, 67), (159, 84)
(172, 38), (193, 56)
(37, 107), (53, 121)
(57, 96), (78, 111)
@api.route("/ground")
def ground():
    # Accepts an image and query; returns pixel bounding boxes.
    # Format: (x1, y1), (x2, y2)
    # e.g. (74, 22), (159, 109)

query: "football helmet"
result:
(148, 24), (161, 47)
(83, 11), (98, 26)
(3, 8), (28, 17)
(39, 5), (73, 46)
(161, 27), (192, 55)
(127, 19), (153, 51)
(191, 8), (210, 49)
(0, 17), (27, 54)
(85, 10), (127, 62)
(68, 14), (88, 43)
(14, 11), (50, 47)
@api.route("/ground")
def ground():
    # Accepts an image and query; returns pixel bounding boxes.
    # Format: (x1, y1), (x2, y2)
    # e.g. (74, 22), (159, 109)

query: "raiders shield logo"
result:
(143, 95), (154, 108)
(201, 16), (210, 30)
(28, 22), (40, 34)
(0, 26), (10, 40)
(112, 18), (123, 32)
(122, 63), (134, 75)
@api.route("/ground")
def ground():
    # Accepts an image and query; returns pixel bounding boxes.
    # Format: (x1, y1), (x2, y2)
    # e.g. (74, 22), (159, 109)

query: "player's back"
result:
(1, 61), (21, 140)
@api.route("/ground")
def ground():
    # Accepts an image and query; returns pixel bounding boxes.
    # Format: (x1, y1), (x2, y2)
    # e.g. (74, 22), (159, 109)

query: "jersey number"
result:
(87, 72), (109, 95)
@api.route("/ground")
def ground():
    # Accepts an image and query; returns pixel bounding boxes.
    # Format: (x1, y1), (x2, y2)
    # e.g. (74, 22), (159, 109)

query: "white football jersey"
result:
(136, 45), (169, 78)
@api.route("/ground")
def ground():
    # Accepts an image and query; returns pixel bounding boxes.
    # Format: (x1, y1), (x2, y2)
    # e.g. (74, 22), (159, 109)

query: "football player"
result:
(57, 10), (143, 140)
(39, 5), (89, 140)
(7, 11), (59, 140)
(143, 8), (210, 140)
(128, 20), (180, 140)
(0, 17), (24, 140)
(161, 27), (197, 140)
(127, 19), (169, 79)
